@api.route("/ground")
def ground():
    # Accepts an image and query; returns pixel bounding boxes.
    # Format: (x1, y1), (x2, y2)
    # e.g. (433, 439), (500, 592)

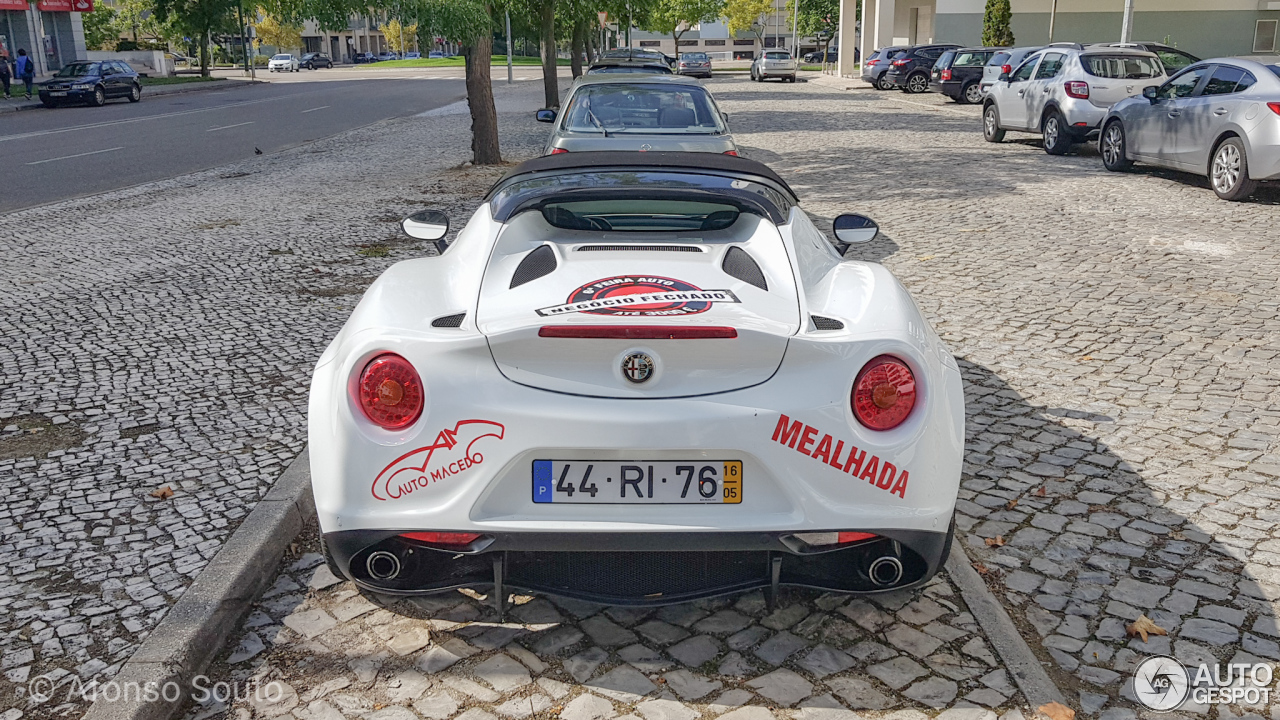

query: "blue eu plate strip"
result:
(533, 460), (553, 503)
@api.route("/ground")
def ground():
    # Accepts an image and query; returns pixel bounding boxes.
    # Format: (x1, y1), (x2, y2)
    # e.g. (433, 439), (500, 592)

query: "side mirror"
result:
(720, 111), (729, 123)
(833, 214), (878, 245)
(536, 108), (557, 123)
(1142, 85), (1159, 102)
(403, 210), (449, 248)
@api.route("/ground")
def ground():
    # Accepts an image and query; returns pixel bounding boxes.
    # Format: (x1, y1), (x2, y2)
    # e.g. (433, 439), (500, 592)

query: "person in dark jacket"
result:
(0, 52), (11, 99)
(14, 49), (34, 100)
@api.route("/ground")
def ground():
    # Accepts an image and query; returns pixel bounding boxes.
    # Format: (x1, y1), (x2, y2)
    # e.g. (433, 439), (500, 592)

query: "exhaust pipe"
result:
(366, 551), (402, 580)
(868, 555), (904, 587)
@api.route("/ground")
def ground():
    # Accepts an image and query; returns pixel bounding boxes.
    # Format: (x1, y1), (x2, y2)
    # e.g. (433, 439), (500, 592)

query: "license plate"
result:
(50, 91), (67, 96)
(533, 460), (742, 504)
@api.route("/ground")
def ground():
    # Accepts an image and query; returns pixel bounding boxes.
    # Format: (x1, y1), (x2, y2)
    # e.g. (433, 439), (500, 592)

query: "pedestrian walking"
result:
(0, 52), (11, 99)
(14, 49), (34, 100)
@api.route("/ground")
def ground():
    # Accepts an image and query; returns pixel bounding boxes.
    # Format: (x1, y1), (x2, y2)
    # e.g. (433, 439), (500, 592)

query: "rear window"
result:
(1083, 54), (1163, 79)
(935, 51), (955, 68)
(542, 200), (740, 232)
(1269, 65), (1280, 79)
(682, 53), (707, 60)
(954, 51), (990, 67)
(765, 52), (791, 60)
(987, 52), (1010, 66)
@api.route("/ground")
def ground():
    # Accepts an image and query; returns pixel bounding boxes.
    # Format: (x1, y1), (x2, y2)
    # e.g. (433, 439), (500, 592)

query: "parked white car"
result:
(268, 54), (299, 72)
(751, 51), (798, 83)
(983, 43), (1166, 154)
(309, 152), (964, 607)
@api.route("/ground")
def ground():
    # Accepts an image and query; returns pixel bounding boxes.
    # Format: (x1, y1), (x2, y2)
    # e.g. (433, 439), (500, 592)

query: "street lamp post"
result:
(1120, 0), (1134, 42)
(506, 10), (512, 83)
(791, 0), (797, 57)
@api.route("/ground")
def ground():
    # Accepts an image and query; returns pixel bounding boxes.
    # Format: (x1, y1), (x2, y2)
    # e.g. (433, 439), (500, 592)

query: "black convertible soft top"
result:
(492, 151), (798, 201)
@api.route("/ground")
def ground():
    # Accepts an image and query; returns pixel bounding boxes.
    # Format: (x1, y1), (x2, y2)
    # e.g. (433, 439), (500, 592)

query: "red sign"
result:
(36, 0), (72, 10)
(0, 0), (29, 10)
(72, 0), (94, 11)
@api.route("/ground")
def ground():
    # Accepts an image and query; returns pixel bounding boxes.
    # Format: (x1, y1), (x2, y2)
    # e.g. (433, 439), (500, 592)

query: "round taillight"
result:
(851, 355), (916, 431)
(358, 353), (424, 430)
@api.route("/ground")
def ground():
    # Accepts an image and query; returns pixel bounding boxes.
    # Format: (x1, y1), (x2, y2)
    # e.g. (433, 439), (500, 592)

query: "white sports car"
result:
(309, 152), (964, 608)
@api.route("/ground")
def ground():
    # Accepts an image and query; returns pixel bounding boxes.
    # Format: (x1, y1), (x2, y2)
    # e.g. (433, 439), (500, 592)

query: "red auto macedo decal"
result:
(536, 275), (740, 317)
(372, 419), (505, 501)
(771, 414), (910, 499)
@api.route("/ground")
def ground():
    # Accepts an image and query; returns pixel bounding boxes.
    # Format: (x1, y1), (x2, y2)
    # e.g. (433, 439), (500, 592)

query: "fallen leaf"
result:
(1039, 702), (1075, 720)
(149, 485), (174, 500)
(1035, 486), (1047, 497)
(1126, 615), (1168, 643)
(985, 536), (1006, 547)
(972, 562), (990, 575)
(917, 254), (935, 261)
(1006, 498), (1019, 510)
(1080, 355), (1094, 361)
(373, 704), (385, 711)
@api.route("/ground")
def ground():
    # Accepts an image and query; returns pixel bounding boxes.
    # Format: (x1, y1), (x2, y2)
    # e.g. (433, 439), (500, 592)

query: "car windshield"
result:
(765, 52), (791, 60)
(987, 52), (1010, 66)
(587, 65), (670, 74)
(1083, 54), (1162, 79)
(563, 84), (725, 134)
(272, 54), (291, 60)
(542, 199), (740, 232)
(54, 62), (100, 77)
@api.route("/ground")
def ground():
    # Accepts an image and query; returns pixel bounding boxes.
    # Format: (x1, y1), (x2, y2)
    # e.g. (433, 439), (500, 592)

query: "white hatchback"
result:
(751, 51), (798, 83)
(268, 54), (298, 72)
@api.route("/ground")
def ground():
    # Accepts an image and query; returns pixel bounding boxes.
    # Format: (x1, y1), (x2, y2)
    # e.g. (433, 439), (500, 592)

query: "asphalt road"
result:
(0, 74), (470, 213)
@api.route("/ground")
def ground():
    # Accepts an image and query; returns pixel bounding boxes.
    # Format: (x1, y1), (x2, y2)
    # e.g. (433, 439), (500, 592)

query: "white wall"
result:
(87, 49), (171, 76)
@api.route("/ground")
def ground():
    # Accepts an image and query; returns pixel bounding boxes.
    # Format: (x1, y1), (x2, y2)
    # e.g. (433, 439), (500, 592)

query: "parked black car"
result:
(353, 52), (377, 63)
(861, 46), (904, 90)
(803, 49), (837, 63)
(882, 43), (961, 93)
(1087, 41), (1200, 74)
(39, 60), (140, 108)
(301, 52), (333, 69)
(929, 46), (1004, 104)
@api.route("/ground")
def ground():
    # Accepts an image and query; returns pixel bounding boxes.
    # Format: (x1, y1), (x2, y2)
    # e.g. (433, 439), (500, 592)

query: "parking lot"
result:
(3, 71), (1280, 720)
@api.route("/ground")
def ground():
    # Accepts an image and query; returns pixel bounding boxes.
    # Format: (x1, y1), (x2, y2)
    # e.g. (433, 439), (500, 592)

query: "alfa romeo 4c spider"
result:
(310, 152), (964, 608)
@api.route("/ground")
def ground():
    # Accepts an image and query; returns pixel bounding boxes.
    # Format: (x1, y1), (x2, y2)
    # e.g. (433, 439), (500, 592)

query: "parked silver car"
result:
(1100, 59), (1280, 201)
(983, 44), (1166, 154)
(979, 46), (1041, 97)
(536, 74), (737, 155)
(677, 51), (712, 78)
(751, 51), (797, 83)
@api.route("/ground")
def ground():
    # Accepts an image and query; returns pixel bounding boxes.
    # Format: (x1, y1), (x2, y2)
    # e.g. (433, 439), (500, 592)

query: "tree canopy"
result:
(643, 0), (724, 45)
(724, 0), (770, 43)
(982, 0), (1014, 47)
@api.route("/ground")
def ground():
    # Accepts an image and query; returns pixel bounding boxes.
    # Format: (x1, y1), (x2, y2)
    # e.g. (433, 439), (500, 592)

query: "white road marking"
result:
(206, 121), (255, 132)
(26, 146), (125, 165)
(301, 105), (329, 113)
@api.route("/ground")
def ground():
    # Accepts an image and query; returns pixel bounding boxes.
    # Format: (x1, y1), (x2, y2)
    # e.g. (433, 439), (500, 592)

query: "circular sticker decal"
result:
(537, 276), (741, 317)
(1132, 656), (1190, 712)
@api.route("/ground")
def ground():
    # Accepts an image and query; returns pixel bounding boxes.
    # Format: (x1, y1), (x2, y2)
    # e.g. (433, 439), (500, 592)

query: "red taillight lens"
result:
(1001, 64), (1011, 75)
(401, 532), (481, 547)
(1064, 80), (1089, 98)
(866, 59), (879, 66)
(891, 59), (908, 66)
(793, 531), (879, 546)
(838, 531), (877, 543)
(1268, 102), (1280, 116)
(358, 353), (424, 430)
(550, 148), (569, 154)
(723, 150), (739, 156)
(851, 355), (916, 431)
(940, 69), (951, 80)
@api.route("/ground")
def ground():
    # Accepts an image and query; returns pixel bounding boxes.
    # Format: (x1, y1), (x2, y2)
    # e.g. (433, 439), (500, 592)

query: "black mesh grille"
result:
(508, 551), (767, 603)
(721, 246), (767, 291)
(811, 315), (844, 330)
(577, 245), (704, 252)
(510, 245), (558, 288)
(431, 313), (466, 328)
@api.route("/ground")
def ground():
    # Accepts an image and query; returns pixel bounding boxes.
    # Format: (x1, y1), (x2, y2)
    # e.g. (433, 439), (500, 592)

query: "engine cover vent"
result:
(577, 245), (704, 252)
(510, 245), (558, 289)
(811, 315), (844, 330)
(721, 246), (767, 291)
(431, 313), (466, 328)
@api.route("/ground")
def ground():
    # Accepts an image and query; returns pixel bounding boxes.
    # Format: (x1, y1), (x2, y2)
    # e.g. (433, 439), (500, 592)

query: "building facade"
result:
(631, 8), (831, 61)
(1, 0), (89, 75)
(840, 0), (1280, 78)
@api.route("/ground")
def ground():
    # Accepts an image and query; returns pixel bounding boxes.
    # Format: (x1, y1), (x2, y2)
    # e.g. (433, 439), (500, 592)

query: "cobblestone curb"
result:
(945, 546), (1063, 709)
(81, 448), (313, 720)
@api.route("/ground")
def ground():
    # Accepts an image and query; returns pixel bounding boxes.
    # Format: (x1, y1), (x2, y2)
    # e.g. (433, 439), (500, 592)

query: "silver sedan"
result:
(536, 74), (738, 155)
(1099, 58), (1280, 200)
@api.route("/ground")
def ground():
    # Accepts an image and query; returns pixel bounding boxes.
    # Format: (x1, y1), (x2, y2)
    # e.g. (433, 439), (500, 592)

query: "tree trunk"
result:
(570, 20), (584, 78)
(199, 28), (210, 77)
(586, 28), (596, 63)
(464, 33), (502, 165)
(539, 0), (558, 108)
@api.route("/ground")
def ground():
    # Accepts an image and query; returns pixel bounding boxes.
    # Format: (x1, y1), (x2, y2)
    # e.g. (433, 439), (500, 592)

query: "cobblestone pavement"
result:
(184, 537), (1022, 720)
(0, 78), (547, 718)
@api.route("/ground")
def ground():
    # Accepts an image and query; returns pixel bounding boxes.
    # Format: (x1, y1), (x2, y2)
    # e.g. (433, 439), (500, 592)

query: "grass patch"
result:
(141, 75), (226, 86)
(800, 65), (823, 71)
(368, 56), (569, 68)
(358, 244), (390, 258)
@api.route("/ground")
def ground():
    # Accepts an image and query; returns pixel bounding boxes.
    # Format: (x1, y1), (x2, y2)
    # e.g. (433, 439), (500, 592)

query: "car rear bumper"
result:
(324, 526), (951, 604)
(930, 79), (964, 96)
(882, 70), (905, 85)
